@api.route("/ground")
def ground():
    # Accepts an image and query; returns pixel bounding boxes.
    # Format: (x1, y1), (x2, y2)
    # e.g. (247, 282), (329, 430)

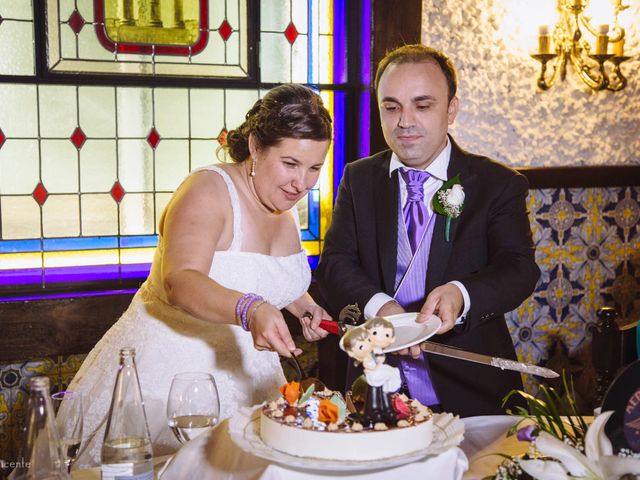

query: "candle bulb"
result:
(595, 35), (608, 55)
(538, 25), (551, 54)
(595, 24), (609, 55)
(613, 38), (625, 57)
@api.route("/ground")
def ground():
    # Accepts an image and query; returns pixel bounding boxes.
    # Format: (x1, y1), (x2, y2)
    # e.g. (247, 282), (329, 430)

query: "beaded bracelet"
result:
(236, 293), (260, 327)
(241, 296), (264, 331)
(236, 293), (264, 331)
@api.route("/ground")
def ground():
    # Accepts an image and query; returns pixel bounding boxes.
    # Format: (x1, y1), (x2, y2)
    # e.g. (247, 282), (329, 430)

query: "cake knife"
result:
(318, 318), (559, 379)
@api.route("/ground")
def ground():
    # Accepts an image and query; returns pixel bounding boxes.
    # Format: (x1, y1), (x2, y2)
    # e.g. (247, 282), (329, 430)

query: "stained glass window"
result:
(259, 0), (339, 84)
(47, 0), (250, 78)
(0, 0), (35, 75)
(0, 0), (360, 297)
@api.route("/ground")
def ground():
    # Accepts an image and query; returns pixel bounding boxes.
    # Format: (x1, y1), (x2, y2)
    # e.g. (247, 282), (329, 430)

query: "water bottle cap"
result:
(119, 347), (136, 357)
(30, 376), (50, 390)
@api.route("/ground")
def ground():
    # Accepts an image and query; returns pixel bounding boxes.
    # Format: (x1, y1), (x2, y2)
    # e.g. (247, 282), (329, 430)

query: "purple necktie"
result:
(392, 168), (439, 406)
(400, 168), (431, 253)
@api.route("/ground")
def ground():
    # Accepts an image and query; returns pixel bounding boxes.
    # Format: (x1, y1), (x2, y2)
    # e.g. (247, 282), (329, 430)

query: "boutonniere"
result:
(432, 174), (464, 242)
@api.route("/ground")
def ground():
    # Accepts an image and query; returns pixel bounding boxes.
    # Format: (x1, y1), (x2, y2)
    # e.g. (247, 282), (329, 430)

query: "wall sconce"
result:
(531, 0), (631, 91)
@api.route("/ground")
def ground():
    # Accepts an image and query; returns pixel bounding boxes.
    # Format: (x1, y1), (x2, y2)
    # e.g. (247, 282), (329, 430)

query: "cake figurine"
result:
(343, 317), (401, 425)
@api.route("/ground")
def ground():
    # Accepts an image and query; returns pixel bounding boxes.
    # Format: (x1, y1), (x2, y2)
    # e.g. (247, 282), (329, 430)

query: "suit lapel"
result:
(374, 153), (399, 295)
(426, 137), (477, 293)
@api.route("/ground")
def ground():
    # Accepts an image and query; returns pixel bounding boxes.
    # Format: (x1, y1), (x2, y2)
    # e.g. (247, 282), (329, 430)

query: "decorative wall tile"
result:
(0, 355), (87, 469)
(506, 187), (640, 408)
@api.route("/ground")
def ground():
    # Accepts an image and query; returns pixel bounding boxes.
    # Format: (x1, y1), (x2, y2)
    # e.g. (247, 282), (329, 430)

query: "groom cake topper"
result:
(342, 317), (402, 425)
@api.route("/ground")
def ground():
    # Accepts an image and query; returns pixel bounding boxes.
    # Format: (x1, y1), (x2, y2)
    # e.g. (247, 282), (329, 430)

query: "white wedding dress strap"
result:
(190, 164), (243, 251)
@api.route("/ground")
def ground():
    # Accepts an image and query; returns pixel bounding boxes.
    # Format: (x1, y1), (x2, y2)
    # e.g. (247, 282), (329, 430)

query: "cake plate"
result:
(229, 407), (465, 473)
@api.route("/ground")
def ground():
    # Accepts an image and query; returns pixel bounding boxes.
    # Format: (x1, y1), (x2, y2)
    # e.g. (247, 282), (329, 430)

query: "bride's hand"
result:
(299, 305), (331, 342)
(250, 302), (302, 357)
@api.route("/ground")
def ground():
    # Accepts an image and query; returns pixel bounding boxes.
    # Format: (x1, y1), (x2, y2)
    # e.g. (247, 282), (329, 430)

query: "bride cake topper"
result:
(343, 317), (402, 425)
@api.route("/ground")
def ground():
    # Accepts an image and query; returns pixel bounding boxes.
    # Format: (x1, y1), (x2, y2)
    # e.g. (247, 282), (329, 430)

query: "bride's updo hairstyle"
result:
(225, 84), (332, 162)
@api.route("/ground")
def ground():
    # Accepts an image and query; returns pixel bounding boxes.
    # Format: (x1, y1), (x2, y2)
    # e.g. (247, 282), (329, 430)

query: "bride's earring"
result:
(250, 157), (257, 177)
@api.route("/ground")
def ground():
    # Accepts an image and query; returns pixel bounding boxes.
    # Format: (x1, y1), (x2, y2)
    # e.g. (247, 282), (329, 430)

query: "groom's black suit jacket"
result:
(315, 138), (540, 417)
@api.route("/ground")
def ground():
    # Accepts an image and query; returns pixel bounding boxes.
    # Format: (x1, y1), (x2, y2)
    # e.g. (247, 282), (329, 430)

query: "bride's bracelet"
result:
(235, 293), (256, 324)
(236, 293), (264, 331)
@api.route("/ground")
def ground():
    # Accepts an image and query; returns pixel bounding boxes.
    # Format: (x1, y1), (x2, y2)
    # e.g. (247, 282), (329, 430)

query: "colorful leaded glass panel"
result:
(0, 0), (350, 295)
(0, 85), (336, 292)
(260, 0), (306, 83)
(46, 0), (249, 78)
(0, 0), (35, 75)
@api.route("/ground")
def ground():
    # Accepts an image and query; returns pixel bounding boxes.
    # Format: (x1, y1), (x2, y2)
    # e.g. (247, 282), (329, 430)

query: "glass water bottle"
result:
(10, 376), (70, 480)
(100, 347), (153, 480)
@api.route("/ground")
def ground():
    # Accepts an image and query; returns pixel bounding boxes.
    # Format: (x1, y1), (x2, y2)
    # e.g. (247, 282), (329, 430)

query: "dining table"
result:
(70, 413), (527, 480)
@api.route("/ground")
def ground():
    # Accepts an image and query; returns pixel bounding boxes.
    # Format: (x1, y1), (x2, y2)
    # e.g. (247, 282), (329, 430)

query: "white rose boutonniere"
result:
(432, 174), (464, 242)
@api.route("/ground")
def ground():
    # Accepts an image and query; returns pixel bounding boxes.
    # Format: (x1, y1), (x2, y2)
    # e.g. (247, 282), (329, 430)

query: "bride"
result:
(60, 84), (333, 467)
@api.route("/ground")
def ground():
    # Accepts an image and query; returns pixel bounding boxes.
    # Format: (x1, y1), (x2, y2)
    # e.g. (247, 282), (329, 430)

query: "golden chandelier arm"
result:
(531, 0), (631, 92)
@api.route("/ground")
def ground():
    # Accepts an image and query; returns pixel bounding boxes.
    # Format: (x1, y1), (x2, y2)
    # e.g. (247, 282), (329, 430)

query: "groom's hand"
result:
(377, 301), (422, 359)
(376, 299), (405, 317)
(418, 284), (463, 334)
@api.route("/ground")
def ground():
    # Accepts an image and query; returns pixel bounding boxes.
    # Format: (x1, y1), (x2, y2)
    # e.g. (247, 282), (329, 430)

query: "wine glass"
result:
(51, 391), (83, 473)
(167, 372), (220, 444)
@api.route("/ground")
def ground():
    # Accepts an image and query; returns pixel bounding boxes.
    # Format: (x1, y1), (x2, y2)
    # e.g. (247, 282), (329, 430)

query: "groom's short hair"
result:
(374, 44), (458, 103)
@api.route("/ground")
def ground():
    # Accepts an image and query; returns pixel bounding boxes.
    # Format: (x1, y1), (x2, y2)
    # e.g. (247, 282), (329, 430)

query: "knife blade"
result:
(318, 319), (559, 379)
(419, 341), (559, 378)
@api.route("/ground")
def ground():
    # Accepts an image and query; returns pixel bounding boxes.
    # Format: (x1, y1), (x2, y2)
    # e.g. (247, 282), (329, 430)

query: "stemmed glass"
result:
(167, 372), (220, 444)
(51, 391), (83, 473)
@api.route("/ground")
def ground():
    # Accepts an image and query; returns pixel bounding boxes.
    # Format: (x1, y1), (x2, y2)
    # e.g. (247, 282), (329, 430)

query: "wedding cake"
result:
(259, 381), (433, 461)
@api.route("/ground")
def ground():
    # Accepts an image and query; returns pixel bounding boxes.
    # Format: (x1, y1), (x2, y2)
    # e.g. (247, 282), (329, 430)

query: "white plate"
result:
(228, 407), (465, 473)
(338, 313), (442, 354)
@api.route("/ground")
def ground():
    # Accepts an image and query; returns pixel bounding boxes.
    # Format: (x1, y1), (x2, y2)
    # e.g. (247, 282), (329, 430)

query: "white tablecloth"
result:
(71, 415), (524, 480)
(162, 416), (467, 480)
(461, 416), (522, 479)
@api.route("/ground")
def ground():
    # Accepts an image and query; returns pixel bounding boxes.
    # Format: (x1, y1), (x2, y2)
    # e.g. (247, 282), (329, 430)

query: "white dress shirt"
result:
(364, 140), (471, 322)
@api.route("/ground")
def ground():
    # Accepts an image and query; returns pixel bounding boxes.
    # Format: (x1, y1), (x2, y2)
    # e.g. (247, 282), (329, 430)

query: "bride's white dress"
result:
(61, 165), (311, 467)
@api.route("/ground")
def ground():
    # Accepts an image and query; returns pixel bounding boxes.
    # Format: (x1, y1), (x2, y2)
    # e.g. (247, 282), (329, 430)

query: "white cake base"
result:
(260, 412), (433, 461)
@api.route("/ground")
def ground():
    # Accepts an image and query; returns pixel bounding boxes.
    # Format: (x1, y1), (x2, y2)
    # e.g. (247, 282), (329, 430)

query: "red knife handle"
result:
(319, 320), (341, 335)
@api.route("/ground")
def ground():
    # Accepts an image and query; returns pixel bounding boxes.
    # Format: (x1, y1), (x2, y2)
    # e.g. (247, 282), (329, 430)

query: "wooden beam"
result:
(369, 0), (423, 155)
(0, 293), (133, 363)
(518, 166), (640, 189)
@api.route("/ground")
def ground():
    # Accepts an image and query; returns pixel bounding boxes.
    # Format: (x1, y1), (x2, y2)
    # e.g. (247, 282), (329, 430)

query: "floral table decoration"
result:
(487, 377), (640, 480)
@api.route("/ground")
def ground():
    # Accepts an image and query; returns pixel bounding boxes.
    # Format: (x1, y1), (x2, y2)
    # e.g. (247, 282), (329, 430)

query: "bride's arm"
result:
(160, 171), (233, 324)
(285, 292), (331, 342)
(160, 171), (300, 357)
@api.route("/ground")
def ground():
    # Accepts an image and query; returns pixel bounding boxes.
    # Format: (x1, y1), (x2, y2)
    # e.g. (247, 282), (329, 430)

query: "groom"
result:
(315, 44), (540, 417)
